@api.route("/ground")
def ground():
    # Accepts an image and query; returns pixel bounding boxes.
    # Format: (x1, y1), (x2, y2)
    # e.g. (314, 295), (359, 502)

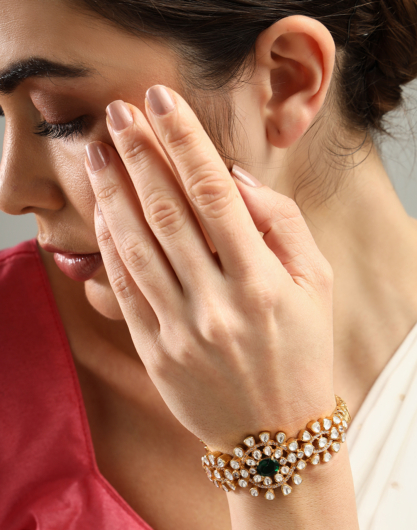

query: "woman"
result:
(0, 0), (416, 528)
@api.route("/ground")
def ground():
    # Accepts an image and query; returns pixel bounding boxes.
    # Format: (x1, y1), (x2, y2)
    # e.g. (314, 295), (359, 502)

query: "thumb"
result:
(231, 165), (332, 291)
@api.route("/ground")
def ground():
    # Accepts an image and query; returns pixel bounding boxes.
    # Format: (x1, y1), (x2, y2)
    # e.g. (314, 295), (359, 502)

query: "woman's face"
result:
(0, 1), (188, 319)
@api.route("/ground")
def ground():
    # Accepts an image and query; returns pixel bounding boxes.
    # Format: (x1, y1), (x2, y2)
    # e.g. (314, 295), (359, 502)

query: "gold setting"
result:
(201, 395), (350, 499)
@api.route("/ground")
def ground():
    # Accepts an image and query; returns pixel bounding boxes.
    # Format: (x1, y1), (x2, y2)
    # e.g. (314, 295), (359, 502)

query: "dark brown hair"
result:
(69, 0), (417, 203)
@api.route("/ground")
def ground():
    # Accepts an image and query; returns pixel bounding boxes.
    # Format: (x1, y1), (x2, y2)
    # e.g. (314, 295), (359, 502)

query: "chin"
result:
(85, 272), (125, 321)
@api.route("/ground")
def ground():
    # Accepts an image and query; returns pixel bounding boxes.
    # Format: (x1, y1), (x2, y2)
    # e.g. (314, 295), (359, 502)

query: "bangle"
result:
(201, 395), (350, 500)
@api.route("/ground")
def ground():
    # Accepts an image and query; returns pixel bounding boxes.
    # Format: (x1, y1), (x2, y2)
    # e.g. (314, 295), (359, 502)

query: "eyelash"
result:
(0, 106), (87, 141)
(34, 116), (87, 140)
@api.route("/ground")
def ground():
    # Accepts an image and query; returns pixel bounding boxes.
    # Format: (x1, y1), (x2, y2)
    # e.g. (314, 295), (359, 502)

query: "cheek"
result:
(85, 269), (125, 321)
(53, 145), (96, 216)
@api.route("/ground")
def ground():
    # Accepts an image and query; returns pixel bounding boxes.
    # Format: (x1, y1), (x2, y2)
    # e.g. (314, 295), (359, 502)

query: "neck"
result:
(290, 143), (417, 414)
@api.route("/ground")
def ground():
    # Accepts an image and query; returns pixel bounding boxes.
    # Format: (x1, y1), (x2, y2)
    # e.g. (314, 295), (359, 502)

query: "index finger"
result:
(145, 85), (282, 280)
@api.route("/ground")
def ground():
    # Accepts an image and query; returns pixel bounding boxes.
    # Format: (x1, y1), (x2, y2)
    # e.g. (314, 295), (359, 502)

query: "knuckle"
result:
(144, 191), (186, 239)
(122, 134), (154, 166)
(199, 314), (236, 346)
(243, 279), (277, 311)
(110, 266), (136, 301)
(96, 225), (114, 248)
(188, 172), (232, 218)
(119, 233), (153, 272)
(166, 125), (200, 153)
(281, 197), (302, 220)
(96, 183), (121, 203)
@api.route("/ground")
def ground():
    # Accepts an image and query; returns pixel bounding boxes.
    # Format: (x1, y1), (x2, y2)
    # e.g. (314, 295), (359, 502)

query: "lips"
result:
(53, 252), (103, 282)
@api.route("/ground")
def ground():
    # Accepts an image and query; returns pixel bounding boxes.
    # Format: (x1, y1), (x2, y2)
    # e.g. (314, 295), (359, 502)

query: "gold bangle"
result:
(201, 395), (350, 500)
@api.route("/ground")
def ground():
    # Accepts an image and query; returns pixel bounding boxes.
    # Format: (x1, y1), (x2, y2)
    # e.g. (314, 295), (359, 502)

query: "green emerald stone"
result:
(257, 458), (280, 477)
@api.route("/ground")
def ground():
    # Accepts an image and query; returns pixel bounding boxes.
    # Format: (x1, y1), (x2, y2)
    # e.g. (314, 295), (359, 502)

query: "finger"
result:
(104, 100), (220, 296)
(231, 167), (333, 295)
(85, 143), (183, 318)
(144, 85), (287, 281)
(93, 203), (160, 349)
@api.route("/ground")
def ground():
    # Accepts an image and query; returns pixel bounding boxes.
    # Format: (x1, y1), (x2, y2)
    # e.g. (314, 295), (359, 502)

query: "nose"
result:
(0, 118), (64, 216)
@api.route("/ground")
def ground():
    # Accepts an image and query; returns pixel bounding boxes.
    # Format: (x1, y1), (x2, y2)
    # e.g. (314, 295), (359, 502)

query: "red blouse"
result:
(0, 239), (152, 530)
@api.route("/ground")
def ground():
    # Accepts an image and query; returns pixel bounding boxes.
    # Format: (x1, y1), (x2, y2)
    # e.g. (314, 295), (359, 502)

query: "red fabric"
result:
(0, 239), (153, 530)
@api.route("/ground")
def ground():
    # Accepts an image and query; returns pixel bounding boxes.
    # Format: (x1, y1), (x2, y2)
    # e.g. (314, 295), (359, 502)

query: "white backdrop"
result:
(1, 80), (416, 250)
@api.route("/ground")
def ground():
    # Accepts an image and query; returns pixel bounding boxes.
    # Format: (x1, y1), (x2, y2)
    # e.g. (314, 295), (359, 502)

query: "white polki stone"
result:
(233, 447), (244, 458)
(263, 446), (272, 456)
(238, 479), (248, 488)
(214, 470), (221, 479)
(250, 487), (259, 497)
(230, 460), (240, 470)
(287, 453), (297, 464)
(276, 432), (286, 444)
(339, 425), (345, 432)
(274, 449), (282, 459)
(341, 433), (347, 443)
(265, 489), (275, 501)
(227, 481), (236, 491)
(304, 444), (314, 458)
(206, 468), (212, 478)
(342, 420), (348, 429)
(333, 415), (341, 425)
(259, 432), (270, 443)
(282, 485), (292, 496)
(323, 452), (332, 463)
(297, 460), (306, 470)
(281, 466), (290, 475)
(318, 437), (328, 448)
(293, 474), (303, 486)
(240, 469), (249, 478)
(330, 427), (339, 440)
(244, 436), (255, 447)
(249, 468), (257, 474)
(217, 457), (227, 467)
(246, 459), (256, 467)
(233, 471), (240, 479)
(288, 441), (298, 452)
(297, 451), (304, 459)
(253, 450), (262, 460)
(279, 458), (287, 466)
(222, 484), (229, 492)
(208, 454), (216, 466)
(202, 455), (210, 466)
(253, 475), (262, 483)
(301, 430), (312, 442)
(310, 455), (320, 465)
(323, 418), (332, 430)
(264, 477), (273, 486)
(311, 422), (321, 434)
(274, 473), (283, 483)
(224, 470), (234, 481)
(214, 480), (220, 488)
(332, 442), (341, 453)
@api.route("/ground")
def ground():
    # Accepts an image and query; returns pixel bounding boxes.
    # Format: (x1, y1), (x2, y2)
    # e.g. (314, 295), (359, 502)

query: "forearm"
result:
(227, 448), (359, 530)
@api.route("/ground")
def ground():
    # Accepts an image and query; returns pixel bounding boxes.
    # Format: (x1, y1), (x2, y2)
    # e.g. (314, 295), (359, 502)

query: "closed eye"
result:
(34, 116), (87, 141)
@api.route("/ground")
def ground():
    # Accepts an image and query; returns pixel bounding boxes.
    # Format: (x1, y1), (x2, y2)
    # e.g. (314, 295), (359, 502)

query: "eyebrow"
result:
(0, 57), (94, 95)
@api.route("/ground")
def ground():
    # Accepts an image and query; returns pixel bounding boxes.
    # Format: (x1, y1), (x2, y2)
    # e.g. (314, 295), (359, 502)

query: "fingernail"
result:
(146, 85), (175, 116)
(86, 142), (110, 173)
(231, 165), (263, 188)
(106, 100), (133, 131)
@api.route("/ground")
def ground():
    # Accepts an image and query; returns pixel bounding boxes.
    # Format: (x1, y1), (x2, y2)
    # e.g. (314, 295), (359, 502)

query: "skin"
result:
(1, 1), (417, 529)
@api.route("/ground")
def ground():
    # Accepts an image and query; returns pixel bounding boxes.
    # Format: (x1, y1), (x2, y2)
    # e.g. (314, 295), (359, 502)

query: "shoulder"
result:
(0, 238), (39, 284)
(0, 238), (52, 348)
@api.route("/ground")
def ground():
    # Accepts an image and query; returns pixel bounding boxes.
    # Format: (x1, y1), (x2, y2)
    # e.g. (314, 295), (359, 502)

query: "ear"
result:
(254, 15), (336, 149)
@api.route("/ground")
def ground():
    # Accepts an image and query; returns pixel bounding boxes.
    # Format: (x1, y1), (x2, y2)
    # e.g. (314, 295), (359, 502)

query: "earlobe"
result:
(256, 16), (336, 149)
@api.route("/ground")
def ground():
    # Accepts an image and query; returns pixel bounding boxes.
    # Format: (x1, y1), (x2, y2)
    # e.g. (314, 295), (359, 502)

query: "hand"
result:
(85, 85), (335, 454)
